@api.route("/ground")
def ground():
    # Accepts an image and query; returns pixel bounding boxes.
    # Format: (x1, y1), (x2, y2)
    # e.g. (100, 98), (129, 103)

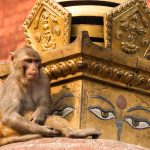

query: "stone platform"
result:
(0, 138), (149, 150)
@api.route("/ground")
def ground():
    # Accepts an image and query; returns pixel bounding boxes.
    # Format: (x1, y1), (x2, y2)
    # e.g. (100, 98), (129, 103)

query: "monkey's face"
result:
(23, 58), (41, 81)
(10, 47), (42, 81)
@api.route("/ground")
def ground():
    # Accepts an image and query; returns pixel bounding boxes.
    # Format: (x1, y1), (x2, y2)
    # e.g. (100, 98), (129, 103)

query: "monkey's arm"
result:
(31, 76), (52, 125)
(3, 112), (51, 136)
(1, 89), (58, 137)
(2, 105), (58, 136)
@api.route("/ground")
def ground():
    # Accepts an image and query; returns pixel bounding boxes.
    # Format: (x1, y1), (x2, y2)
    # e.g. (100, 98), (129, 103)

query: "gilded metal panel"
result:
(23, 0), (71, 53)
(0, 0), (150, 148)
(43, 31), (150, 94)
(82, 79), (150, 147)
(105, 0), (150, 58)
(42, 31), (150, 147)
(49, 77), (150, 147)
(51, 80), (82, 129)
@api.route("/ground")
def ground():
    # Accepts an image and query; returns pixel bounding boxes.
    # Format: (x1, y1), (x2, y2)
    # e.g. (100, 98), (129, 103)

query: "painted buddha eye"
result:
(88, 106), (116, 120)
(125, 116), (150, 129)
(52, 106), (74, 118)
(101, 111), (109, 118)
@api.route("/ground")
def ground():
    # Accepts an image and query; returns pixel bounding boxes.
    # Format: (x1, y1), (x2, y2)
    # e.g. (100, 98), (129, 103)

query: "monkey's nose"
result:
(32, 68), (37, 71)
(31, 67), (38, 71)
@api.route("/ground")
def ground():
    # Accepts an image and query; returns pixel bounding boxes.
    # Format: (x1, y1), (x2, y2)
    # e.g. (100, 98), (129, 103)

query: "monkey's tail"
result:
(0, 134), (42, 147)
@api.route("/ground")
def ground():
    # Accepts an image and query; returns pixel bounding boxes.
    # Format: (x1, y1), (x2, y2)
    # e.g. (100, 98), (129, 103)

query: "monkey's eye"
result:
(125, 116), (150, 129)
(52, 106), (74, 118)
(88, 106), (116, 120)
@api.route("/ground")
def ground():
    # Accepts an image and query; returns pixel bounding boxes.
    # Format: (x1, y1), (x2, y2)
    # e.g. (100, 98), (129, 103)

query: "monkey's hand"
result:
(42, 126), (61, 137)
(30, 110), (46, 125)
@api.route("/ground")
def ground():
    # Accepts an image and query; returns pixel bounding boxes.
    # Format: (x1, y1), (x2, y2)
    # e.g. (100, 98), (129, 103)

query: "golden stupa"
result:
(0, 0), (150, 148)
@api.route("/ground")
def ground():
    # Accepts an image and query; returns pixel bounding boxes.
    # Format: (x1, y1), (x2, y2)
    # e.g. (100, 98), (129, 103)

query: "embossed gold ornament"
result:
(105, 0), (150, 59)
(0, 0), (150, 148)
(23, 0), (71, 53)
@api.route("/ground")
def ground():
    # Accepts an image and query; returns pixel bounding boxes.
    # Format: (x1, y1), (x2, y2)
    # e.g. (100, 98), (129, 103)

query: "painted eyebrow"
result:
(54, 93), (74, 105)
(59, 93), (74, 100)
(90, 95), (115, 109)
(127, 106), (150, 113)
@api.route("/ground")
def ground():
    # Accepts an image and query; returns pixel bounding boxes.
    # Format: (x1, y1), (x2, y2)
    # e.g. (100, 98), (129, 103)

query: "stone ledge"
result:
(0, 138), (149, 150)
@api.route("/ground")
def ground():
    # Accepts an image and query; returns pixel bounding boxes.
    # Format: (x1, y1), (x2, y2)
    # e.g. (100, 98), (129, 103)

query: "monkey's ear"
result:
(9, 52), (15, 61)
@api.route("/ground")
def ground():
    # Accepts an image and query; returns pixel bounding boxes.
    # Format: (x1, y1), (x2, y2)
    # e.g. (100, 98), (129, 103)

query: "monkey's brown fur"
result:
(0, 47), (100, 146)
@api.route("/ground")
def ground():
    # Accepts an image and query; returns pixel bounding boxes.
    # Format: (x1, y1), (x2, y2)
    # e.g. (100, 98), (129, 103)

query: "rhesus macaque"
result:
(0, 47), (100, 146)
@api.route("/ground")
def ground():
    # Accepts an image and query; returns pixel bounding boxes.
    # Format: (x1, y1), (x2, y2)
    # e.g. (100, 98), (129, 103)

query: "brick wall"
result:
(0, 0), (36, 61)
(148, 0), (150, 6)
(0, 0), (150, 61)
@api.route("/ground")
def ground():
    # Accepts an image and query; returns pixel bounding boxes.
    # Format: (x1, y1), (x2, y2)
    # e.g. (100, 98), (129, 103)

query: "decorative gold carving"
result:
(145, 44), (150, 60)
(43, 55), (150, 91)
(23, 0), (71, 53)
(44, 57), (81, 79)
(146, 52), (150, 60)
(105, 0), (150, 58)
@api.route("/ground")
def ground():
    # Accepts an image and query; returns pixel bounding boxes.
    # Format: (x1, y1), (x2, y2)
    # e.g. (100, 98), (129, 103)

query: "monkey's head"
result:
(10, 47), (41, 82)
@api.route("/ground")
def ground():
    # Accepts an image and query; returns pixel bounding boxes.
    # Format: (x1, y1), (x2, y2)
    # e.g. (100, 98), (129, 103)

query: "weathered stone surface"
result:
(0, 138), (149, 150)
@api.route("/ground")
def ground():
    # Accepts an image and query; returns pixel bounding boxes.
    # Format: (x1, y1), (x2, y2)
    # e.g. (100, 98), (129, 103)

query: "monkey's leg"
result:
(0, 134), (42, 146)
(0, 123), (19, 138)
(45, 115), (100, 139)
(0, 120), (42, 146)
(0, 112), (59, 146)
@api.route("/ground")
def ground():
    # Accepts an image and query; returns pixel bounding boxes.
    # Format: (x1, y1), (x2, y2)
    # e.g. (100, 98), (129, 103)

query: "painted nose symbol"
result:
(116, 120), (123, 141)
